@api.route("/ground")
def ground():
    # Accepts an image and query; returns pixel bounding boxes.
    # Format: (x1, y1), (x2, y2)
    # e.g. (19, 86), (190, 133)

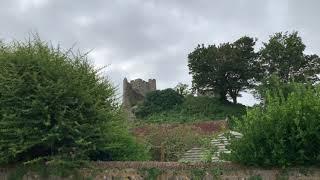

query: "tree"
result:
(174, 83), (190, 96)
(259, 31), (320, 83)
(0, 37), (149, 166)
(255, 75), (298, 101)
(188, 36), (259, 104)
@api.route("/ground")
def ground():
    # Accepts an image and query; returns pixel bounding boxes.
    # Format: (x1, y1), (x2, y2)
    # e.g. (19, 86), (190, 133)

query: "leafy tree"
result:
(259, 31), (320, 83)
(230, 83), (320, 166)
(188, 36), (259, 104)
(255, 75), (299, 101)
(0, 37), (149, 166)
(174, 83), (190, 96)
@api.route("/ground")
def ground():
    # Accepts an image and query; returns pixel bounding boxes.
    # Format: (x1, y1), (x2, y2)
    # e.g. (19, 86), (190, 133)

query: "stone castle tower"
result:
(123, 78), (156, 108)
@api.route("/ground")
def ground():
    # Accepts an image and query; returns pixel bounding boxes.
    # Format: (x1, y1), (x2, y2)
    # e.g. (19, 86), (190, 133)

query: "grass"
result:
(137, 96), (246, 124)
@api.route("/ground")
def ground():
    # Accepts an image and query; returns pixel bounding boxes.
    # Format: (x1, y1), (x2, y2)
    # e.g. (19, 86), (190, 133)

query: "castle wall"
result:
(123, 78), (156, 108)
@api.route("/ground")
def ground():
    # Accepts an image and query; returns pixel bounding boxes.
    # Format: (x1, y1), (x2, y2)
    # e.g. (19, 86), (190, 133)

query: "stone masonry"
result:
(122, 78), (156, 109)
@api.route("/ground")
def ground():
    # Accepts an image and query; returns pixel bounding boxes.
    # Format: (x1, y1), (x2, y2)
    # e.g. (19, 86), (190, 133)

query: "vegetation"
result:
(145, 126), (203, 161)
(136, 94), (246, 123)
(134, 88), (184, 118)
(139, 168), (163, 180)
(0, 37), (149, 169)
(230, 82), (320, 167)
(174, 82), (191, 96)
(188, 31), (320, 104)
(2, 30), (320, 177)
(255, 75), (299, 100)
(186, 31), (320, 167)
(259, 31), (320, 84)
(188, 36), (259, 104)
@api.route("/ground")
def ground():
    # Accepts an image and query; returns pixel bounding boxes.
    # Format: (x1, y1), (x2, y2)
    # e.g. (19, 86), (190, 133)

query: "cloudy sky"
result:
(1, 0), (320, 105)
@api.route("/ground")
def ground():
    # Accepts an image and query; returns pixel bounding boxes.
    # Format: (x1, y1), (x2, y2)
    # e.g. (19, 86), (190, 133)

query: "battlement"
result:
(123, 78), (156, 108)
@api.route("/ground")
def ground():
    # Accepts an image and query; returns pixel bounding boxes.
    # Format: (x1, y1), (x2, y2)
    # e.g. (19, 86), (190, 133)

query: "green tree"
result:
(255, 75), (298, 101)
(174, 83), (190, 96)
(188, 36), (259, 104)
(259, 31), (320, 83)
(0, 37), (149, 166)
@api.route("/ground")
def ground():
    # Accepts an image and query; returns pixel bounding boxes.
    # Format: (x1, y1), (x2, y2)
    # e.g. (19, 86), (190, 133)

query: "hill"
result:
(135, 95), (246, 123)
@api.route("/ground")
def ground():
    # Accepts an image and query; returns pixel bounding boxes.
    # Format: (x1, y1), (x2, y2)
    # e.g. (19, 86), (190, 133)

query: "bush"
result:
(181, 96), (246, 119)
(230, 83), (320, 166)
(139, 96), (246, 123)
(135, 88), (184, 118)
(0, 37), (149, 166)
(145, 126), (203, 161)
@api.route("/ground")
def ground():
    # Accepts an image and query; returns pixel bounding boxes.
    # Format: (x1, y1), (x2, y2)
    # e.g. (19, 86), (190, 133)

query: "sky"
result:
(1, 0), (320, 106)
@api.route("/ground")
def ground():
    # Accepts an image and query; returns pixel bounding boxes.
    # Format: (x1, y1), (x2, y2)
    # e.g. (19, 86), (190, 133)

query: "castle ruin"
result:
(122, 78), (156, 109)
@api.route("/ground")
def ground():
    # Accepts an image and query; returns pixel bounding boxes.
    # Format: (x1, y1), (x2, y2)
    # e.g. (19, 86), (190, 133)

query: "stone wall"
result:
(1, 162), (320, 180)
(122, 78), (156, 108)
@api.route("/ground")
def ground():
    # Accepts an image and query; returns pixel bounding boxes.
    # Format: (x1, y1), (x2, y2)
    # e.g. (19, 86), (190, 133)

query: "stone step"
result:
(211, 157), (219, 160)
(217, 136), (227, 139)
(185, 149), (203, 151)
(184, 151), (203, 153)
(184, 151), (203, 154)
(180, 157), (202, 160)
(216, 138), (228, 141)
(212, 143), (230, 147)
(212, 139), (228, 143)
(182, 154), (203, 157)
(213, 143), (230, 146)
(223, 150), (231, 154)
(213, 140), (229, 143)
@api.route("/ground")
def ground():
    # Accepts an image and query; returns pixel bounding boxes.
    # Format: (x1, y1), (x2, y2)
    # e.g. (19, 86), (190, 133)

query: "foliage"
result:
(181, 96), (246, 119)
(139, 168), (163, 180)
(140, 96), (246, 123)
(255, 75), (298, 100)
(230, 83), (320, 166)
(259, 31), (320, 84)
(210, 167), (223, 179)
(174, 82), (191, 96)
(145, 126), (203, 161)
(134, 88), (184, 118)
(191, 169), (206, 180)
(8, 164), (28, 180)
(188, 36), (259, 104)
(200, 137), (218, 163)
(0, 37), (149, 167)
(248, 175), (263, 180)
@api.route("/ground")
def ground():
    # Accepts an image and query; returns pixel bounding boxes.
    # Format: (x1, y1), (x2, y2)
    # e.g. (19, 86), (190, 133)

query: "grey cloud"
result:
(1, 0), (320, 106)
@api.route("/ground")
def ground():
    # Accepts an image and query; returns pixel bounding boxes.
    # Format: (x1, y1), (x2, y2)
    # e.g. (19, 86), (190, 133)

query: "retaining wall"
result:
(1, 162), (319, 180)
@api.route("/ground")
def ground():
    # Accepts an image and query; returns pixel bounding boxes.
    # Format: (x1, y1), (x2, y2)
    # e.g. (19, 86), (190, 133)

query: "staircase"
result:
(179, 147), (204, 162)
(211, 131), (243, 162)
(179, 131), (243, 162)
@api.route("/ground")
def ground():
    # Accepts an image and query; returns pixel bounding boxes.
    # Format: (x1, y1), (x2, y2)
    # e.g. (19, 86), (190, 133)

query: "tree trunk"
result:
(219, 92), (228, 102)
(231, 95), (237, 104)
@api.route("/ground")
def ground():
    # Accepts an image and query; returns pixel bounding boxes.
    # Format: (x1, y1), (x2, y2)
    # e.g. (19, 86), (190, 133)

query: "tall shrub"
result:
(230, 83), (320, 166)
(0, 37), (149, 165)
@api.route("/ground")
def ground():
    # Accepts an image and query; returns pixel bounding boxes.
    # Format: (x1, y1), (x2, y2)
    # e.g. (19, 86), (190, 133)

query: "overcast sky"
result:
(1, 0), (320, 106)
